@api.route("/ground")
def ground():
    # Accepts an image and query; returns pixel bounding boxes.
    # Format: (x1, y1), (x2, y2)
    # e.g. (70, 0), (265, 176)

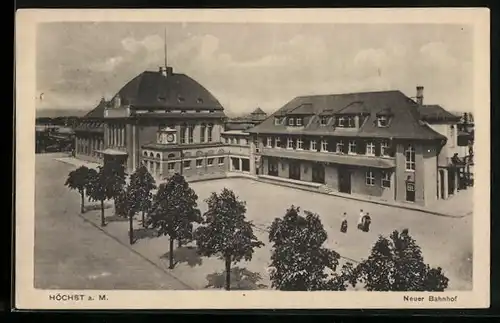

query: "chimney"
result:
(159, 66), (167, 76)
(416, 86), (424, 105)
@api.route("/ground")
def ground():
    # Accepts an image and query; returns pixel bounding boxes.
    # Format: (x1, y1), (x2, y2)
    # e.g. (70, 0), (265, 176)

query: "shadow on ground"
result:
(161, 246), (203, 267)
(84, 203), (113, 212)
(205, 266), (268, 290)
(133, 227), (159, 241)
(106, 215), (129, 222)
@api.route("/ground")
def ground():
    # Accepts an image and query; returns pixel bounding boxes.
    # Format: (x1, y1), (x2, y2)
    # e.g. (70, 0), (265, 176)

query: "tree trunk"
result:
(129, 213), (134, 245)
(100, 200), (105, 227)
(225, 255), (231, 291)
(141, 210), (146, 228)
(169, 237), (175, 269)
(80, 190), (85, 214)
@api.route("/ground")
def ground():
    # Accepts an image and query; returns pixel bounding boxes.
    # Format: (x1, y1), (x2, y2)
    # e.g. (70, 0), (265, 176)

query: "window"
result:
(310, 140), (317, 151)
(275, 137), (281, 148)
(366, 141), (375, 155)
(377, 116), (388, 127)
(218, 157), (225, 165)
(200, 124), (206, 142)
(207, 158), (214, 166)
(225, 138), (229, 144)
(168, 162), (175, 171)
(156, 162), (161, 175)
(274, 117), (281, 125)
(267, 137), (272, 148)
(207, 124), (213, 142)
(320, 116), (328, 126)
(297, 138), (303, 150)
(183, 160), (191, 169)
(405, 144), (416, 171)
(288, 117), (295, 126)
(296, 118), (303, 126)
(242, 138), (248, 145)
(196, 159), (203, 168)
(381, 140), (390, 157)
(321, 140), (328, 152)
(336, 140), (344, 153)
(348, 140), (357, 154)
(366, 170), (375, 186)
(382, 171), (391, 188)
(180, 125), (186, 144)
(236, 138), (240, 145)
(188, 125), (194, 143)
(287, 137), (293, 149)
(337, 117), (345, 127)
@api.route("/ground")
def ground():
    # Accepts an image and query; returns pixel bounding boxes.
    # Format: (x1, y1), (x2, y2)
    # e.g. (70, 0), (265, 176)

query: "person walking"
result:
(340, 212), (348, 233)
(357, 209), (364, 230)
(363, 212), (372, 232)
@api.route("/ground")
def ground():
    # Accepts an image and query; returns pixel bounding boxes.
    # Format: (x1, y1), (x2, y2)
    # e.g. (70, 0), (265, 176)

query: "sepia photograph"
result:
(16, 8), (490, 309)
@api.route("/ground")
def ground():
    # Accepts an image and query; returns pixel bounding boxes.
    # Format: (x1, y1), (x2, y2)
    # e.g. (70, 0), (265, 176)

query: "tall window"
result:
(336, 140), (344, 153)
(321, 140), (328, 152)
(366, 141), (375, 155)
(275, 137), (281, 148)
(200, 124), (206, 142)
(196, 159), (203, 168)
(405, 144), (416, 171)
(168, 162), (175, 171)
(207, 158), (214, 166)
(287, 137), (293, 149)
(288, 117), (295, 126)
(296, 118), (303, 126)
(365, 170), (375, 186)
(236, 138), (240, 145)
(267, 137), (272, 148)
(297, 138), (303, 150)
(348, 140), (357, 154)
(346, 117), (355, 128)
(320, 116), (328, 126)
(218, 157), (225, 165)
(381, 140), (390, 157)
(381, 171), (391, 188)
(188, 124), (194, 143)
(180, 124), (186, 144)
(183, 160), (191, 169)
(207, 124), (213, 142)
(310, 140), (317, 151)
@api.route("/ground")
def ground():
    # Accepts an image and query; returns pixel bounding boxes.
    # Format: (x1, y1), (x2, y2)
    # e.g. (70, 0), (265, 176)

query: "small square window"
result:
(274, 117), (281, 125)
(207, 158), (214, 166)
(168, 162), (175, 170)
(196, 159), (203, 168)
(296, 118), (303, 126)
(218, 157), (225, 165)
(183, 160), (191, 169)
(377, 116), (388, 127)
(320, 116), (328, 126)
(288, 117), (295, 126)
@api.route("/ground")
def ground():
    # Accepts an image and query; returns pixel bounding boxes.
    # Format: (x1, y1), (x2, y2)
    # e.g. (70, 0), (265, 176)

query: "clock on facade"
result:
(167, 134), (175, 143)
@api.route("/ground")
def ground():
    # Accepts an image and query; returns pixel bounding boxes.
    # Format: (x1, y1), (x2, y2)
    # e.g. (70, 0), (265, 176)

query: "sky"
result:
(36, 22), (473, 116)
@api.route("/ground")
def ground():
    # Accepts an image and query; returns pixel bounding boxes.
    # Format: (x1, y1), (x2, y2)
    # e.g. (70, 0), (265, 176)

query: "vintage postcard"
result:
(15, 8), (490, 310)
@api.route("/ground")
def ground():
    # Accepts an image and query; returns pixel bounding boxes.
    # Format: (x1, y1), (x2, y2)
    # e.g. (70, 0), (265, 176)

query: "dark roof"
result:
(84, 99), (107, 118)
(133, 111), (226, 119)
(225, 122), (255, 131)
(251, 107), (266, 115)
(75, 101), (106, 133)
(116, 69), (224, 111)
(247, 90), (446, 141)
(418, 105), (461, 123)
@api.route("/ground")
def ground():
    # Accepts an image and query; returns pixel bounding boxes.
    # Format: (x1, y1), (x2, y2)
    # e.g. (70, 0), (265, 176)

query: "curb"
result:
(77, 213), (195, 290)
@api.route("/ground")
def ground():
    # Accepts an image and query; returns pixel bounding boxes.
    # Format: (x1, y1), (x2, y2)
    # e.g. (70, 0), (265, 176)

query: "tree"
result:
(268, 205), (341, 291)
(86, 161), (126, 227)
(194, 188), (264, 290)
(64, 165), (92, 213)
(147, 173), (201, 269)
(128, 165), (156, 228)
(352, 229), (449, 291)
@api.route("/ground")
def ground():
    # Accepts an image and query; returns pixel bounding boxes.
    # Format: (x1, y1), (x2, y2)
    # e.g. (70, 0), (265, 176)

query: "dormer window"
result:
(296, 117), (303, 126)
(377, 115), (389, 127)
(337, 116), (345, 127)
(320, 116), (328, 126)
(346, 116), (355, 128)
(288, 117), (295, 126)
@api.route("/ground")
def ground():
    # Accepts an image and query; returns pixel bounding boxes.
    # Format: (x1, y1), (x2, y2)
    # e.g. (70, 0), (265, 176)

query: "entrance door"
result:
(338, 167), (351, 194)
(448, 168), (456, 195)
(312, 163), (325, 184)
(406, 180), (416, 202)
(289, 162), (301, 181)
(268, 159), (279, 176)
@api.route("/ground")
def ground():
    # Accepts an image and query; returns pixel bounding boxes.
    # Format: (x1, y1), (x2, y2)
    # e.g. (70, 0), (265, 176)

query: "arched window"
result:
(143, 151), (148, 156)
(168, 153), (175, 158)
(149, 152), (154, 158)
(156, 153), (161, 159)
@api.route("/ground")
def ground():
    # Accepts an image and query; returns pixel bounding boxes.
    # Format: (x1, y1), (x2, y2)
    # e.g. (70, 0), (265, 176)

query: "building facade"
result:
(75, 65), (230, 182)
(246, 87), (457, 207)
